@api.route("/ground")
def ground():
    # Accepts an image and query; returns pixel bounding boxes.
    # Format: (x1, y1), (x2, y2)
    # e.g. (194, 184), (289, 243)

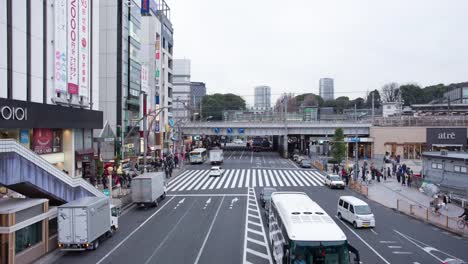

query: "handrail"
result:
(0, 139), (104, 197)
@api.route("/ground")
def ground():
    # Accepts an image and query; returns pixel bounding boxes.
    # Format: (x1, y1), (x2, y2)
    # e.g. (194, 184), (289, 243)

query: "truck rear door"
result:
(58, 208), (73, 244)
(73, 208), (88, 243)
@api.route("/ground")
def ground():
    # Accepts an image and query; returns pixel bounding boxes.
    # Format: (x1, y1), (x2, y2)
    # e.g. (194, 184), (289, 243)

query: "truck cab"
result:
(110, 204), (120, 231)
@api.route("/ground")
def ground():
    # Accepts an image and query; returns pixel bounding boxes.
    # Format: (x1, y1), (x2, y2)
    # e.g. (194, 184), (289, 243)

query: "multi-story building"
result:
(173, 59), (191, 120)
(254, 86), (271, 108)
(99, 0), (144, 158)
(0, 0), (102, 178)
(140, 0), (163, 156)
(190, 81), (206, 109)
(445, 86), (468, 104)
(0, 1), (103, 262)
(319, 78), (334, 101)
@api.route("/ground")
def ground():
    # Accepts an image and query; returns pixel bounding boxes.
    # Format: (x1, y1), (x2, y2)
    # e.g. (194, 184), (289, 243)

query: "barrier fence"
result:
(396, 199), (468, 237)
(349, 180), (369, 197)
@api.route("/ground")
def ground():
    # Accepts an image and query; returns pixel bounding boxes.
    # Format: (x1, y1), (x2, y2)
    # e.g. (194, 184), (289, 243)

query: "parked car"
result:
(260, 187), (277, 215)
(300, 159), (312, 168)
(325, 174), (345, 189)
(209, 166), (224, 177)
(233, 139), (244, 145)
(337, 196), (375, 228)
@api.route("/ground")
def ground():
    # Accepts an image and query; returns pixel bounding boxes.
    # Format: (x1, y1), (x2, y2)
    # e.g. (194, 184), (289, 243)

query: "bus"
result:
(189, 148), (208, 164)
(268, 192), (360, 264)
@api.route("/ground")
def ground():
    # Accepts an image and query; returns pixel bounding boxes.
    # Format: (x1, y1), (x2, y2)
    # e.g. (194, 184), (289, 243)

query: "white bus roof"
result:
(271, 192), (347, 242)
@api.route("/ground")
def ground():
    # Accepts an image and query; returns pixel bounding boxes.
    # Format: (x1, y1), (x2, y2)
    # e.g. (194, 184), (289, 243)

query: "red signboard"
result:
(32, 129), (54, 154)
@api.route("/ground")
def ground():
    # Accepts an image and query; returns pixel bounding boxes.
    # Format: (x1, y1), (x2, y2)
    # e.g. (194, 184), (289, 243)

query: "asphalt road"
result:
(53, 151), (468, 264)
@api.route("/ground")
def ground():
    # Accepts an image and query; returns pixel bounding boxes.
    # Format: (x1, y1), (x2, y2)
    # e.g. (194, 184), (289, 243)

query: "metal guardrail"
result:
(373, 116), (468, 127)
(0, 139), (104, 197)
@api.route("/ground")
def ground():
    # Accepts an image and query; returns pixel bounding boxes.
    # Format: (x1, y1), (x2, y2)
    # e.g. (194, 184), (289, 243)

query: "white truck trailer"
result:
(209, 149), (224, 165)
(58, 197), (119, 251)
(131, 172), (167, 208)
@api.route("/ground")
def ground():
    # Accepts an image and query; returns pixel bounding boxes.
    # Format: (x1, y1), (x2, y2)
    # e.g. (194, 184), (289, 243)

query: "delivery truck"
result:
(58, 197), (119, 251)
(132, 172), (167, 208)
(209, 148), (224, 165)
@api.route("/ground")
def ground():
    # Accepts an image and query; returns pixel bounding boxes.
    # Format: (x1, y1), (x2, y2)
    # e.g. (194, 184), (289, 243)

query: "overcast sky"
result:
(167, 0), (468, 106)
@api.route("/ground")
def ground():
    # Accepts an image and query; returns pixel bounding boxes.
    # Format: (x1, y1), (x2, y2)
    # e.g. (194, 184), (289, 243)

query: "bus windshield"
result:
(292, 240), (350, 264)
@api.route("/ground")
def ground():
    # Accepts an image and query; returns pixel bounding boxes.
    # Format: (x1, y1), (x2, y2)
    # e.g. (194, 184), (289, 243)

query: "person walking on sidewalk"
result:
(387, 167), (391, 179)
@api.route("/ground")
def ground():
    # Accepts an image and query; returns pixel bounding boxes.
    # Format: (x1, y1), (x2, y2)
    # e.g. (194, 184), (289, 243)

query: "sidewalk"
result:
(364, 178), (467, 236)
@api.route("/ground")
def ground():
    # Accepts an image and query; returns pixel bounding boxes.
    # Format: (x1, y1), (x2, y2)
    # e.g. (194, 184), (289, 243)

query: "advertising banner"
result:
(67, 0), (79, 94)
(32, 129), (54, 154)
(78, 0), (89, 97)
(141, 65), (149, 93)
(54, 0), (68, 93)
(426, 128), (467, 147)
(19, 129), (30, 144)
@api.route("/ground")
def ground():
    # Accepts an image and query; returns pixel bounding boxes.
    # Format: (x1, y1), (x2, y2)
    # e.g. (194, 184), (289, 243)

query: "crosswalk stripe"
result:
(215, 169), (231, 189)
(280, 170), (292, 186)
(167, 170), (199, 191)
(283, 170), (298, 186)
(258, 170), (263, 187)
(208, 174), (222, 189)
(223, 170), (235, 189)
(177, 170), (206, 191)
(201, 175), (215, 190)
(289, 170), (305, 186)
(167, 169), (194, 189)
(231, 170), (240, 188)
(273, 170), (284, 186)
(193, 171), (212, 190)
(186, 170), (210, 190)
(310, 171), (325, 184)
(298, 171), (317, 186)
(297, 171), (313, 186)
(262, 170), (270, 186)
(268, 170), (277, 186)
(245, 169), (251, 188)
(277, 170), (288, 186)
(252, 169), (256, 187)
(238, 170), (245, 188)
(304, 171), (322, 186)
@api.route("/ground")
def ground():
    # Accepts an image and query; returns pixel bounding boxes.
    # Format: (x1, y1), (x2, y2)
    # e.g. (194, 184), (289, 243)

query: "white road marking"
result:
(194, 196), (225, 264)
(177, 170), (205, 191)
(215, 169), (231, 189)
(379, 241), (397, 244)
(394, 229), (463, 263)
(203, 197), (212, 210)
(311, 171), (326, 184)
(284, 170), (298, 186)
(278, 170), (290, 186)
(247, 237), (266, 246)
(273, 170), (284, 186)
(193, 172), (212, 190)
(167, 169), (191, 186)
(96, 196), (176, 264)
(298, 170), (317, 186)
(223, 169), (235, 189)
(387, 245), (401, 249)
(258, 170), (264, 187)
(290, 170), (306, 186)
(231, 170), (240, 188)
(251, 151), (253, 164)
(336, 216), (391, 264)
(370, 228), (379, 235)
(167, 170), (197, 191)
(392, 251), (412, 255)
(173, 198), (185, 209)
(201, 176), (215, 190)
(268, 170), (277, 186)
(168, 194), (248, 197)
(229, 197), (239, 209)
(238, 169), (245, 188)
(251, 169), (256, 187)
(208, 175), (222, 189)
(263, 170), (270, 186)
(186, 170), (211, 191)
(240, 150), (244, 159)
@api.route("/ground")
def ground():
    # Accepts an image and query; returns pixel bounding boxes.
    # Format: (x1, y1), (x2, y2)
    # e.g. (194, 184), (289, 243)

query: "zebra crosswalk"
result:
(167, 169), (325, 192)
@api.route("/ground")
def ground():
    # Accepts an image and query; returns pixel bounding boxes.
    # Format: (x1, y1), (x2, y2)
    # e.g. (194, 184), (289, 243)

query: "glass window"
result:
(339, 199), (343, 206)
(343, 201), (349, 210)
(454, 165), (461, 172)
(437, 163), (443, 169)
(461, 166), (467, 173)
(15, 221), (42, 253)
(49, 218), (58, 237)
(432, 162), (437, 169)
(355, 205), (372, 215)
(349, 205), (354, 213)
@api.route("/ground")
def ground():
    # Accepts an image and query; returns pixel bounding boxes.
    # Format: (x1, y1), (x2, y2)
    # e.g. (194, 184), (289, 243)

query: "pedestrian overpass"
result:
(0, 139), (104, 205)
(180, 121), (371, 136)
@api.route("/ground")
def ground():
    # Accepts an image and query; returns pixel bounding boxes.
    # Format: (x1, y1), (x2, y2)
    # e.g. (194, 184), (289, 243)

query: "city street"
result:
(52, 151), (468, 264)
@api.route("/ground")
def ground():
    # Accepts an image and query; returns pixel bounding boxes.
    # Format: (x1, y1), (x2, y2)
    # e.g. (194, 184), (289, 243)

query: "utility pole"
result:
(371, 92), (375, 123)
(200, 99), (203, 123)
(354, 104), (357, 121)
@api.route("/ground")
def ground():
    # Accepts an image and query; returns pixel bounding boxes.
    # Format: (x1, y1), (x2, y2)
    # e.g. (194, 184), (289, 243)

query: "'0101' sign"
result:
(1, 106), (28, 121)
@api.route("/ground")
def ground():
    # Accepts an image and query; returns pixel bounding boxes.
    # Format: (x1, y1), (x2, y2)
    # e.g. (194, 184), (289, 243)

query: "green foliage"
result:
(96, 160), (104, 178)
(365, 89), (382, 109)
(331, 128), (346, 165)
(201, 93), (246, 120)
(400, 84), (425, 105)
(334, 96), (350, 114)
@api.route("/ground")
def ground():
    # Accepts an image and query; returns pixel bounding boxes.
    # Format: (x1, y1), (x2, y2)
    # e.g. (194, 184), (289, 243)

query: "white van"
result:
(337, 196), (375, 228)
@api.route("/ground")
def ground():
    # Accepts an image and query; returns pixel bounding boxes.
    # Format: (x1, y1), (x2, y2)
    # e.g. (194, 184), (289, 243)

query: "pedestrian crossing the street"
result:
(167, 169), (325, 192)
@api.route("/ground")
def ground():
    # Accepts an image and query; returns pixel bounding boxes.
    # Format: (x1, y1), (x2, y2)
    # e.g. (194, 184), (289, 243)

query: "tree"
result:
(381, 82), (400, 102)
(400, 84), (424, 106)
(201, 93), (246, 120)
(351, 97), (365, 109)
(334, 96), (350, 114)
(365, 89), (382, 109)
(331, 128), (346, 165)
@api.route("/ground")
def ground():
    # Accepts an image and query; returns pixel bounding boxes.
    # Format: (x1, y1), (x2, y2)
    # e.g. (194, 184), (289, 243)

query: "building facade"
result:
(254, 86), (271, 108)
(190, 81), (206, 109)
(319, 78), (334, 101)
(173, 59), (191, 120)
(445, 86), (468, 104)
(0, 0), (103, 178)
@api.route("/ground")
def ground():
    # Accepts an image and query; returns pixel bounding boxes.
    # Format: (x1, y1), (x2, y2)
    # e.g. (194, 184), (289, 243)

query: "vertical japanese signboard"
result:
(67, 0), (79, 94)
(54, 0), (67, 93)
(141, 65), (148, 93)
(78, 0), (89, 97)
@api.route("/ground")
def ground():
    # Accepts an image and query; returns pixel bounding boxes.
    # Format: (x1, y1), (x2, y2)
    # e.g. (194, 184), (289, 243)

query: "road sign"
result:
(103, 189), (110, 197)
(238, 128), (245, 134)
(168, 118), (175, 127)
(227, 128), (233, 134)
(214, 128), (220, 134)
(349, 137), (360, 143)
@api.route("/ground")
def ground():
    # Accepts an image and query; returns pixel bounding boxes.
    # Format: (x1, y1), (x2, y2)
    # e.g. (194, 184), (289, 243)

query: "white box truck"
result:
(132, 172), (167, 208)
(58, 197), (119, 251)
(210, 149), (224, 165)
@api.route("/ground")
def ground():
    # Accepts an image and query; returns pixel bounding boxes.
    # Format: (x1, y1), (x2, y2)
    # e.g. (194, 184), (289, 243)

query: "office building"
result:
(190, 82), (207, 108)
(319, 78), (334, 101)
(173, 59), (191, 120)
(254, 86), (271, 108)
(445, 86), (468, 104)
